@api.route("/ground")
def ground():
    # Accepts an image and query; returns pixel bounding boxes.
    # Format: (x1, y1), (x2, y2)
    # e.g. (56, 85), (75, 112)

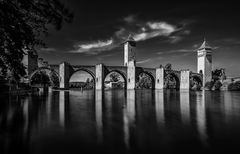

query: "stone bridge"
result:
(23, 35), (206, 90)
(26, 61), (202, 90)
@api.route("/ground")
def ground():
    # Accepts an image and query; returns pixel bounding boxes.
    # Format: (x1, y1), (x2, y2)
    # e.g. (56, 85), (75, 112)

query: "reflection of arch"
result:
(104, 70), (127, 89)
(164, 72), (180, 89)
(29, 67), (60, 85)
(69, 68), (96, 87)
(137, 71), (155, 89)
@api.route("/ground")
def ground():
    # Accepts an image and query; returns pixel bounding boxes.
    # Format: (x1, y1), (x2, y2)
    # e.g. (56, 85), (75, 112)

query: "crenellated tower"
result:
(123, 34), (136, 66)
(197, 39), (212, 86)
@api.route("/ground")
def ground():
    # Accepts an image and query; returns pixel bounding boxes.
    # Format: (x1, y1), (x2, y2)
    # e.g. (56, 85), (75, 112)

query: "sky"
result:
(38, 1), (240, 78)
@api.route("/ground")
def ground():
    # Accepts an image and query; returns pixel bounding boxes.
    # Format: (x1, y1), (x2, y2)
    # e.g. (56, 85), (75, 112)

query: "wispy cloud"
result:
(68, 14), (193, 55)
(123, 14), (136, 24)
(69, 39), (117, 55)
(119, 15), (191, 42)
(157, 48), (195, 55)
(136, 58), (152, 64)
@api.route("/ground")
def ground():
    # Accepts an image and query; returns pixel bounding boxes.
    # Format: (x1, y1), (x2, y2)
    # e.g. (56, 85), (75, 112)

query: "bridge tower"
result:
(197, 39), (212, 86)
(22, 50), (38, 76)
(124, 35), (136, 66)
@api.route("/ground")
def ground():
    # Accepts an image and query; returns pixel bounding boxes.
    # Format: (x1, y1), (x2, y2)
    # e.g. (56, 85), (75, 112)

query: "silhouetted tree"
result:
(164, 63), (172, 70)
(228, 81), (240, 91)
(136, 73), (152, 89)
(212, 68), (225, 82)
(0, 0), (73, 81)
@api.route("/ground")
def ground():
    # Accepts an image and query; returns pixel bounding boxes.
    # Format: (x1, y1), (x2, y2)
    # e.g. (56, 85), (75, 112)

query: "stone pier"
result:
(180, 70), (190, 90)
(127, 60), (136, 89)
(59, 62), (70, 89)
(95, 64), (104, 90)
(155, 67), (164, 90)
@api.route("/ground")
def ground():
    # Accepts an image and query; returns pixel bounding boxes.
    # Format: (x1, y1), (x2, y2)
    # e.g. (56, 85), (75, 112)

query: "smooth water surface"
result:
(1, 90), (240, 154)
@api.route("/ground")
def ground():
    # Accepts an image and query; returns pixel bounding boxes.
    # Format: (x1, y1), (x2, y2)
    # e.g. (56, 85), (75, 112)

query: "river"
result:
(1, 90), (240, 154)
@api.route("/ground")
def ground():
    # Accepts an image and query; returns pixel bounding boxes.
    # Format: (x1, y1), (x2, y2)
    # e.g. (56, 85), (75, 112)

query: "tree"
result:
(228, 81), (240, 91)
(136, 73), (152, 89)
(212, 68), (226, 82)
(164, 74), (177, 89)
(212, 80), (222, 90)
(109, 72), (120, 82)
(164, 63), (172, 70)
(0, 0), (73, 81)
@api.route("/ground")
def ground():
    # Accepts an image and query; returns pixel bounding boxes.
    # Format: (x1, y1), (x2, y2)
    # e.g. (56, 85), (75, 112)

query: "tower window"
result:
(157, 79), (159, 83)
(128, 78), (130, 82)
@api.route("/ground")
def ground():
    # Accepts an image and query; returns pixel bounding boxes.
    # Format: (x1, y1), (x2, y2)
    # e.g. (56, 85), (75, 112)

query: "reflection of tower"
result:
(59, 91), (68, 128)
(95, 90), (103, 143)
(196, 91), (208, 146)
(180, 91), (190, 124)
(22, 50), (38, 76)
(155, 90), (165, 126)
(197, 39), (212, 86)
(123, 90), (136, 149)
(124, 35), (136, 66)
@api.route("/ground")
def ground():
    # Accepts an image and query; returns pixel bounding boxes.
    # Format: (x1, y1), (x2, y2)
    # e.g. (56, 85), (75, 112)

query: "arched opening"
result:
(104, 71), (126, 90)
(164, 73), (180, 90)
(136, 72), (155, 89)
(30, 68), (59, 88)
(190, 75), (202, 90)
(69, 69), (95, 90)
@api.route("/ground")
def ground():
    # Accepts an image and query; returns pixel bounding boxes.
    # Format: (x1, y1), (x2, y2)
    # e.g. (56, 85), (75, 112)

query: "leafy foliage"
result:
(164, 74), (178, 89)
(164, 63), (172, 70)
(136, 73), (152, 89)
(212, 80), (222, 90)
(228, 81), (240, 91)
(109, 72), (120, 82)
(0, 0), (73, 81)
(212, 68), (226, 82)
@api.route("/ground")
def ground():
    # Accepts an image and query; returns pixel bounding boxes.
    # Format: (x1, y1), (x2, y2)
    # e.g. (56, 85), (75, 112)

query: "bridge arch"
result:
(69, 68), (96, 89)
(136, 71), (155, 89)
(104, 70), (127, 89)
(29, 67), (60, 87)
(164, 71), (180, 89)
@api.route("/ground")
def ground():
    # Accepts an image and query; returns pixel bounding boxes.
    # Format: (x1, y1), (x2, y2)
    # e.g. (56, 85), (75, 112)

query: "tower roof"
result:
(199, 39), (212, 50)
(123, 34), (136, 46)
(126, 34), (135, 42)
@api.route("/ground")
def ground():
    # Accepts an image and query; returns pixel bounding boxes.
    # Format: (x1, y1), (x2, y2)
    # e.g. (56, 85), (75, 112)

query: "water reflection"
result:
(1, 90), (240, 154)
(196, 91), (208, 146)
(180, 91), (190, 125)
(95, 90), (103, 143)
(59, 91), (67, 127)
(155, 90), (165, 127)
(124, 90), (136, 149)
